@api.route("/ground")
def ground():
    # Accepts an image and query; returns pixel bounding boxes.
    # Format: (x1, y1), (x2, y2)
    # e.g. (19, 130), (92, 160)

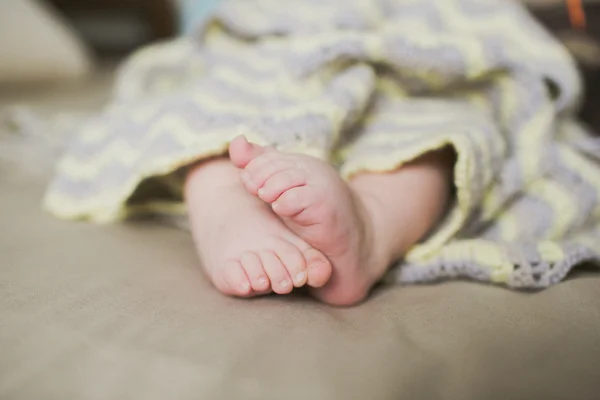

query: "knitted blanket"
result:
(43, 0), (600, 288)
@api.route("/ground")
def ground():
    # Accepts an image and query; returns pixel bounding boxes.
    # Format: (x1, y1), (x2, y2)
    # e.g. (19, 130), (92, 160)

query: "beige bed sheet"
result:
(1, 66), (600, 400)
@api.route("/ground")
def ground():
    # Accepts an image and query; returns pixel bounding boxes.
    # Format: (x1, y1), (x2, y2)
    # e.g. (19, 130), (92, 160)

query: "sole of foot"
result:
(185, 157), (334, 298)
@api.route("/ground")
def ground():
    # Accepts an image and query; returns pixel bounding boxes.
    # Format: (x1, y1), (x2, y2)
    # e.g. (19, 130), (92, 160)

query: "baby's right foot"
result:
(185, 158), (332, 297)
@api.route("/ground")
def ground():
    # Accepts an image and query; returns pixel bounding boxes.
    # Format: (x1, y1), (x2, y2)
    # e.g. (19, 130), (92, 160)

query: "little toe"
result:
(302, 248), (333, 288)
(240, 252), (271, 292)
(259, 251), (294, 294)
(221, 260), (253, 296)
(274, 241), (308, 288)
(258, 169), (307, 203)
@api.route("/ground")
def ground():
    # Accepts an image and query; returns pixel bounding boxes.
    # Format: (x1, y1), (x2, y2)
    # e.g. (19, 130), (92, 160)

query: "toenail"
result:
(280, 280), (290, 288)
(272, 202), (280, 211)
(258, 276), (267, 285)
(295, 271), (306, 283)
(240, 282), (251, 291)
(257, 187), (265, 196)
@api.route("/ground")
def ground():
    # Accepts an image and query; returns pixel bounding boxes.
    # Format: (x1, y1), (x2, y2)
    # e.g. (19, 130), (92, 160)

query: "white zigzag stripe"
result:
(58, 116), (234, 181)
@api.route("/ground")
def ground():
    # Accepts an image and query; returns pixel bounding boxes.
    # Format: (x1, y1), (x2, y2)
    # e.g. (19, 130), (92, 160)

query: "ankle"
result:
(350, 188), (397, 276)
(352, 180), (420, 263)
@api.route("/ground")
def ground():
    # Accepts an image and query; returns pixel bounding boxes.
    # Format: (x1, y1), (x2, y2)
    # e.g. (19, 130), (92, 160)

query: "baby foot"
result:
(185, 158), (332, 298)
(230, 137), (390, 306)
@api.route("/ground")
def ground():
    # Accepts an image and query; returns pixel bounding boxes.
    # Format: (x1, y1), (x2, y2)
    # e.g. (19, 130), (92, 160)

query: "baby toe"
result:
(240, 252), (271, 292)
(259, 251), (294, 295)
(258, 168), (307, 203)
(221, 260), (252, 296)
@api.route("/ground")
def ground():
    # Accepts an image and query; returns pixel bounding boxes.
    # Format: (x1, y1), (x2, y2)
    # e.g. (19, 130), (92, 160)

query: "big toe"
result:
(229, 136), (269, 168)
(302, 248), (333, 288)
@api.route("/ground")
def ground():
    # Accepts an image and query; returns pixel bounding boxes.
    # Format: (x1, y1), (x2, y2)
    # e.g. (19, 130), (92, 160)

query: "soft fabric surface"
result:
(2, 143), (600, 400)
(42, 0), (599, 290)
(0, 0), (92, 84)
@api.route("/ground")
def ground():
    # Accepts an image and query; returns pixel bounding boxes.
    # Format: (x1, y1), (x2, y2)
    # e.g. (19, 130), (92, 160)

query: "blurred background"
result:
(0, 0), (220, 114)
(46, 0), (177, 56)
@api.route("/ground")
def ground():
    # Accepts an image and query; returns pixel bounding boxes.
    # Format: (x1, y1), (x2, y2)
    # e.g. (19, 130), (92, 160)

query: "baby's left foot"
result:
(229, 137), (393, 306)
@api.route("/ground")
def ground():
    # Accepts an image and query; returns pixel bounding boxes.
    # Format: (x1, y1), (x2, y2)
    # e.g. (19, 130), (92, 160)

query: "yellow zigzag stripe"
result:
(480, 99), (555, 221)
(558, 144), (600, 220)
(57, 119), (233, 181)
(528, 179), (577, 239)
(45, 138), (234, 222)
(516, 101), (554, 184)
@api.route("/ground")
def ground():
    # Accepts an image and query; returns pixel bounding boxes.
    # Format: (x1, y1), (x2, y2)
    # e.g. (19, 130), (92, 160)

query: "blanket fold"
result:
(43, 0), (600, 288)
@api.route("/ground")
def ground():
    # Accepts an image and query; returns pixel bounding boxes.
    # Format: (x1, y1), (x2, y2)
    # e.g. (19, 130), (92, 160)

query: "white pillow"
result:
(0, 0), (92, 84)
